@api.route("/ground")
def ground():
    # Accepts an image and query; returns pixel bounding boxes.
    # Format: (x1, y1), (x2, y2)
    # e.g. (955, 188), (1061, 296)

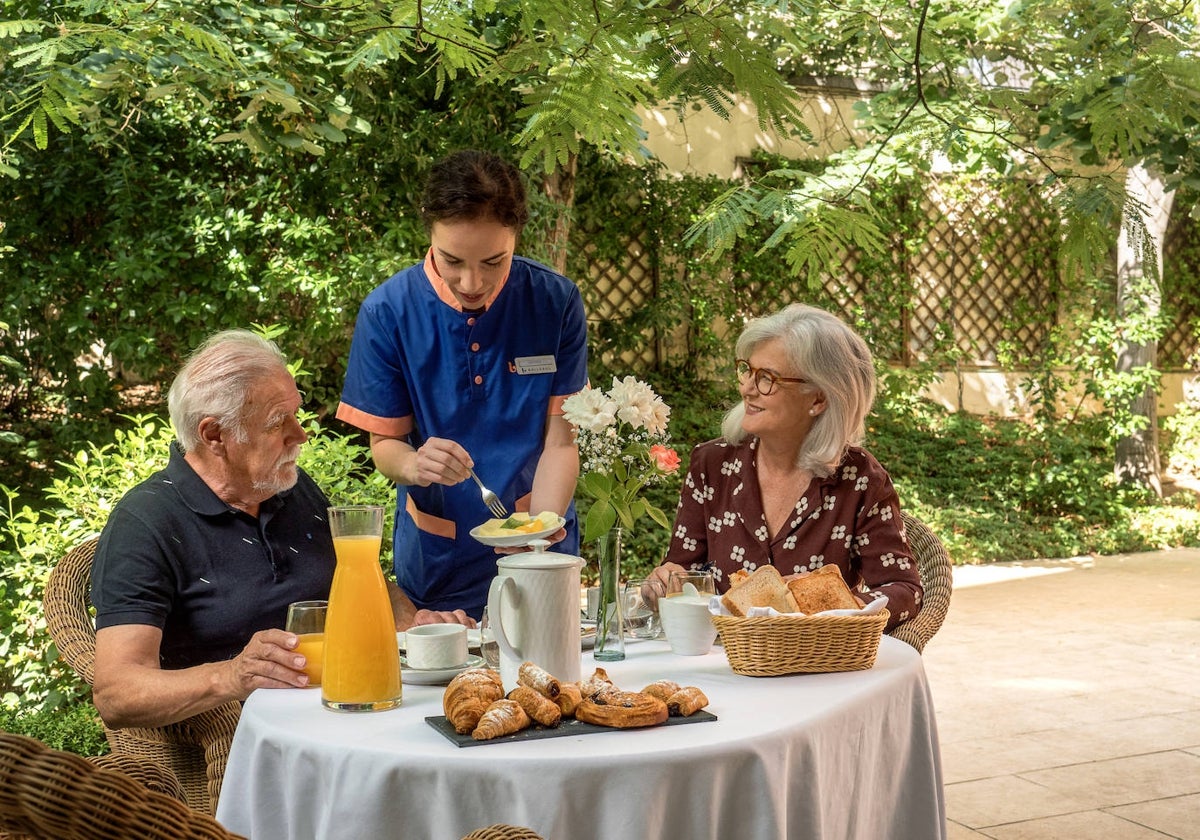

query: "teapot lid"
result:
(495, 539), (583, 570)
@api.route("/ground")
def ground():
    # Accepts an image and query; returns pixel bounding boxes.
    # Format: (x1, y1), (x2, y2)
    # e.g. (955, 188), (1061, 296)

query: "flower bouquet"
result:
(563, 376), (681, 659)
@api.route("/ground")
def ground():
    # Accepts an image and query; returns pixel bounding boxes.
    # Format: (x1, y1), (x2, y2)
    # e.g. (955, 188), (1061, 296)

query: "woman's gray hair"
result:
(168, 330), (290, 453)
(721, 304), (877, 476)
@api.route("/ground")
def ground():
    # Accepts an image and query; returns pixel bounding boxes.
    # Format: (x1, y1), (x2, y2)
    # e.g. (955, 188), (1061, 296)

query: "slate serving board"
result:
(426, 709), (718, 748)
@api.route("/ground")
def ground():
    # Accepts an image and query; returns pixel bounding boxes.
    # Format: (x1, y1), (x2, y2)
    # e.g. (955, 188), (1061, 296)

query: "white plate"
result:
(399, 654), (486, 686)
(397, 629), (482, 651)
(469, 515), (565, 548)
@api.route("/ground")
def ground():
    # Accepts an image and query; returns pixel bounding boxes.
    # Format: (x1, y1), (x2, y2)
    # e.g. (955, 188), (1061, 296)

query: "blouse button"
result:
(474, 375), (484, 385)
(467, 317), (477, 326)
(471, 342), (480, 352)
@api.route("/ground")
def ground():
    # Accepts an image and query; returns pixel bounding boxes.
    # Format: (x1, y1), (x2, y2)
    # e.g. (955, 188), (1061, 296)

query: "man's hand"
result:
(409, 609), (477, 629)
(228, 628), (314, 693)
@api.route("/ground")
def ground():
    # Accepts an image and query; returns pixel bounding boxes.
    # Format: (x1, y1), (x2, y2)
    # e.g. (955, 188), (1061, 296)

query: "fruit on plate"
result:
(477, 511), (561, 537)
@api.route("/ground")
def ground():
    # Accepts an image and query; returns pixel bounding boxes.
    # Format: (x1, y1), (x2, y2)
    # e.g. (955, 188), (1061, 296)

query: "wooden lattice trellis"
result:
(575, 178), (1199, 373)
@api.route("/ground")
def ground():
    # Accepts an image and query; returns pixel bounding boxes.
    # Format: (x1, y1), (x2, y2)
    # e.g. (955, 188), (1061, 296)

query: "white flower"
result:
(562, 388), (618, 433)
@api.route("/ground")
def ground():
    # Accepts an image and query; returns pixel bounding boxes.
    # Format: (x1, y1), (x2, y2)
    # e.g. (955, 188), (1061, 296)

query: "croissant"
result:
(641, 679), (682, 703)
(472, 699), (531, 741)
(517, 661), (561, 699)
(666, 686), (709, 717)
(577, 667), (614, 699)
(555, 682), (583, 717)
(508, 686), (562, 728)
(443, 668), (505, 734)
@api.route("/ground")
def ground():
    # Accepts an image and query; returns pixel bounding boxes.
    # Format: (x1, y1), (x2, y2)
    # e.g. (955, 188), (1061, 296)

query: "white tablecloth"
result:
(216, 636), (945, 840)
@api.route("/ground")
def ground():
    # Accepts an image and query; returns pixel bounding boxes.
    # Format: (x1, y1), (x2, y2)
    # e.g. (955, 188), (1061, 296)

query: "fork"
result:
(468, 467), (508, 518)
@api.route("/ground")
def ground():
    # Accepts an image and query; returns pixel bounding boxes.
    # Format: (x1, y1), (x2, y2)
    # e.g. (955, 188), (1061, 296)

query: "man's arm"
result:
(92, 624), (309, 729)
(386, 581), (474, 629)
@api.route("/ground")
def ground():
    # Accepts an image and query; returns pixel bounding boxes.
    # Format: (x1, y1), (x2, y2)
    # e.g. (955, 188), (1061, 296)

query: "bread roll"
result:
(666, 686), (709, 717)
(508, 686), (562, 728)
(640, 679), (682, 702)
(786, 565), (860, 614)
(555, 683), (583, 717)
(517, 661), (561, 699)
(720, 565), (798, 616)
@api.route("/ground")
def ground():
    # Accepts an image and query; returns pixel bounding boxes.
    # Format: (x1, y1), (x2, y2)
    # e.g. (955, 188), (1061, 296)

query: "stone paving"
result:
(921, 547), (1200, 839)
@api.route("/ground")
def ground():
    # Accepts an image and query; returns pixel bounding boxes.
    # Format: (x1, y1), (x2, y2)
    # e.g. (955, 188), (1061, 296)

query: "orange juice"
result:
(322, 534), (402, 711)
(293, 633), (324, 685)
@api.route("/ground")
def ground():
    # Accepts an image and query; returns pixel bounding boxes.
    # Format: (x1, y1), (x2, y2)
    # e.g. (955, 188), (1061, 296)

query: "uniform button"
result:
(474, 375), (483, 385)
(471, 342), (480, 352)
(467, 317), (477, 326)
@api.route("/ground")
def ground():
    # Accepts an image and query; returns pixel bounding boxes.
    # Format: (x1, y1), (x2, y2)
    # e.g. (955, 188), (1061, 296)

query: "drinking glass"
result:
(668, 569), (716, 598)
(478, 608), (500, 670)
(286, 600), (327, 686)
(623, 577), (667, 639)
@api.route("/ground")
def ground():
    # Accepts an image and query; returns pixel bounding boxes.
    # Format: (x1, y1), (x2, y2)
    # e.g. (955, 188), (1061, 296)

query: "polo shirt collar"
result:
(165, 441), (291, 517)
(423, 248), (508, 312)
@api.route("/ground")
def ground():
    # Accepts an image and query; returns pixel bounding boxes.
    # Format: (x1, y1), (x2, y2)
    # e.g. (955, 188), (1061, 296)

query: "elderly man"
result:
(91, 330), (471, 729)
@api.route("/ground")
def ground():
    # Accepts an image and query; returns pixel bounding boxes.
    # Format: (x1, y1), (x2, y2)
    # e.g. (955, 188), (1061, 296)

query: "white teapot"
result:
(486, 540), (583, 691)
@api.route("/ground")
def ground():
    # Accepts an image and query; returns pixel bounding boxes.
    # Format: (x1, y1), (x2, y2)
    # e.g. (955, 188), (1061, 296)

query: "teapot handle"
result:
(486, 575), (520, 663)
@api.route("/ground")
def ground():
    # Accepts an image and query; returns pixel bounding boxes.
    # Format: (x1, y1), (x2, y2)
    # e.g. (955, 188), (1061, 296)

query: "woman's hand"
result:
(412, 437), (473, 486)
(646, 562), (687, 607)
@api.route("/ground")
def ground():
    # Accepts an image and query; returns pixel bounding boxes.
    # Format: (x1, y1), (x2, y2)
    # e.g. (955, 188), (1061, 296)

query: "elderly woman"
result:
(652, 304), (922, 630)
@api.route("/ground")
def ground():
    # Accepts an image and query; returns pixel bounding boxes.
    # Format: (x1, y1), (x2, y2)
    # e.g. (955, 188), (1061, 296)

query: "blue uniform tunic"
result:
(336, 252), (588, 616)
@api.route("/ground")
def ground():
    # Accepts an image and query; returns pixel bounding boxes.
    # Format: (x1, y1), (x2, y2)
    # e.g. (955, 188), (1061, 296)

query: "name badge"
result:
(513, 355), (557, 375)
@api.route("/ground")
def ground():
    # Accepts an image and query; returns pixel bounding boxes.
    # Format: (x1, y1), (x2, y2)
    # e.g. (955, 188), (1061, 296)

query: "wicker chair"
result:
(889, 512), (954, 653)
(42, 537), (241, 815)
(460, 826), (546, 840)
(0, 732), (246, 840)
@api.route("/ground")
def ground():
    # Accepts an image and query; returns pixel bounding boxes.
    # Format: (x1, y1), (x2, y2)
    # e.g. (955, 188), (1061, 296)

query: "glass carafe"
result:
(321, 505), (403, 712)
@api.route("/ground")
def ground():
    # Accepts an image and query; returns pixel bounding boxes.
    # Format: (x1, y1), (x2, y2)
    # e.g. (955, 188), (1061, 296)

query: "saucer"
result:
(399, 654), (486, 685)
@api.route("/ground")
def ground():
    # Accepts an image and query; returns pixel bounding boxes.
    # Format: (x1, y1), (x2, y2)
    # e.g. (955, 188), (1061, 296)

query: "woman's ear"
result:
(809, 392), (828, 417)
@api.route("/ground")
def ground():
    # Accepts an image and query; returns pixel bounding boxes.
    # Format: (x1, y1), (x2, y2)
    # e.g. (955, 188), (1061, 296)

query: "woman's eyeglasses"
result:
(735, 359), (809, 396)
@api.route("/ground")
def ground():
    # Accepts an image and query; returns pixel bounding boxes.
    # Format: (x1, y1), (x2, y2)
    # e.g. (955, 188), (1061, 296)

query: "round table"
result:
(216, 636), (945, 840)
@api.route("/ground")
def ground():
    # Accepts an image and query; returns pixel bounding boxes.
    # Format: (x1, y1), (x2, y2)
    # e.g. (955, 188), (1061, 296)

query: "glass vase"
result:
(593, 526), (626, 661)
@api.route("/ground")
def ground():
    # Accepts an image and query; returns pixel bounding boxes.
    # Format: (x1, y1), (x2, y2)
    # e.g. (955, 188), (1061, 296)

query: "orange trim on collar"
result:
(423, 249), (508, 312)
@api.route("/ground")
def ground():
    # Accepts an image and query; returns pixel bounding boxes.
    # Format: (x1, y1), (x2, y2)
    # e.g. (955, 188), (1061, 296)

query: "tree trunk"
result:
(1114, 162), (1174, 496)
(540, 152), (579, 275)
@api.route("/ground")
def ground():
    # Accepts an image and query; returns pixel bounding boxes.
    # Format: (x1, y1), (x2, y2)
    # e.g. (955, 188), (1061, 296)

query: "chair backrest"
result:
(0, 732), (246, 840)
(42, 538), (241, 815)
(460, 826), (546, 840)
(890, 512), (953, 653)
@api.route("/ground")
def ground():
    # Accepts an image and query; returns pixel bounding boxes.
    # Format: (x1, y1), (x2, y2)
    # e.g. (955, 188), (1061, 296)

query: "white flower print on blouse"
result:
(783, 534), (797, 550)
(755, 525), (769, 542)
(880, 504), (894, 522)
(806, 554), (824, 571)
(721, 458), (742, 476)
(730, 545), (746, 564)
(708, 515), (724, 533)
(831, 525), (847, 541)
(855, 475), (869, 491)
(842, 465), (858, 481)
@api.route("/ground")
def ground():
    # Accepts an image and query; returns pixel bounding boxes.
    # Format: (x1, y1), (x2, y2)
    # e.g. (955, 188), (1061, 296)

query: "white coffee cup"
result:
(658, 595), (718, 656)
(405, 624), (468, 670)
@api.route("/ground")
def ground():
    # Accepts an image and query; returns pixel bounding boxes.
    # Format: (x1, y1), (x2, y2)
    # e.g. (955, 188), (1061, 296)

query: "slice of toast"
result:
(785, 564), (860, 614)
(720, 565), (799, 616)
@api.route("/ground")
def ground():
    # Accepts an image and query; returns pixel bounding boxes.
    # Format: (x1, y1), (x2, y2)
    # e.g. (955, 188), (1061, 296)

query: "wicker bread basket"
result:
(712, 609), (889, 676)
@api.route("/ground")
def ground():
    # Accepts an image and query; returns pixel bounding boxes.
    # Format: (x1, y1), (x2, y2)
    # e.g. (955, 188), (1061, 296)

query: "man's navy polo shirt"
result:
(92, 443), (336, 669)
